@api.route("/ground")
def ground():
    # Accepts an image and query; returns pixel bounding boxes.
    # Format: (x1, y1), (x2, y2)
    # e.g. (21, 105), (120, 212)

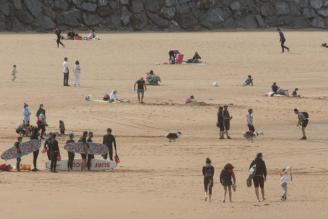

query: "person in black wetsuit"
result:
(103, 128), (117, 161)
(66, 132), (75, 171)
(249, 153), (267, 202)
(217, 106), (225, 139)
(55, 27), (65, 48)
(79, 131), (88, 171)
(87, 132), (94, 171)
(30, 126), (40, 171)
(49, 133), (60, 173)
(278, 28), (289, 53)
(202, 158), (214, 202)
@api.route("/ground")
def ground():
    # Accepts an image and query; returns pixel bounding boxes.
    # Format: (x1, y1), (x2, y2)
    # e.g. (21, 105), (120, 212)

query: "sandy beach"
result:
(0, 32), (327, 219)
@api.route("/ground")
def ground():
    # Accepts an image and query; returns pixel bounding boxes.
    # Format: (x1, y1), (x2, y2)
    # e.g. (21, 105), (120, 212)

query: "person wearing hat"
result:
(66, 132), (75, 171)
(23, 103), (31, 125)
(223, 105), (232, 139)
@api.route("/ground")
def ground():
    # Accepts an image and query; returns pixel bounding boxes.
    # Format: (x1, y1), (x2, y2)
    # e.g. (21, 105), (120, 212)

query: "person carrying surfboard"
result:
(87, 132), (95, 171)
(202, 158), (214, 202)
(15, 137), (23, 172)
(66, 132), (75, 171)
(79, 131), (88, 171)
(249, 153), (267, 202)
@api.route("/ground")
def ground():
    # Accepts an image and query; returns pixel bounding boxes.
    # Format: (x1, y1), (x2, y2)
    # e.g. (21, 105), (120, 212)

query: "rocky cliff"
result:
(1, 0), (328, 32)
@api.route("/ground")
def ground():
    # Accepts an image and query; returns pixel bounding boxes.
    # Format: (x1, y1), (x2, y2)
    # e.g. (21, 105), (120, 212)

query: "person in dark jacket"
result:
(66, 132), (75, 171)
(220, 163), (236, 203)
(202, 158), (214, 202)
(79, 131), (88, 171)
(87, 132), (94, 171)
(30, 126), (40, 171)
(278, 28), (289, 53)
(103, 128), (117, 161)
(223, 105), (232, 139)
(217, 106), (225, 139)
(49, 133), (60, 173)
(249, 153), (267, 202)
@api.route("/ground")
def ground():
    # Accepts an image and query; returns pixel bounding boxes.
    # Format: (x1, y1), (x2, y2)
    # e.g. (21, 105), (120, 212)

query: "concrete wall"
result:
(0, 0), (328, 32)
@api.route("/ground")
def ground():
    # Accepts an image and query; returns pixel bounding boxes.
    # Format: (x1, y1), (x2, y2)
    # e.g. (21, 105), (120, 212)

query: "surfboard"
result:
(64, 142), (108, 155)
(1, 139), (41, 160)
(45, 159), (116, 171)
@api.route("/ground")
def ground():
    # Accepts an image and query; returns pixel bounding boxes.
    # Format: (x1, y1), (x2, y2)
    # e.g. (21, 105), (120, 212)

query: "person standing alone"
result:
(73, 60), (81, 87)
(63, 57), (70, 86)
(278, 28), (289, 53)
(103, 128), (117, 161)
(134, 77), (147, 103)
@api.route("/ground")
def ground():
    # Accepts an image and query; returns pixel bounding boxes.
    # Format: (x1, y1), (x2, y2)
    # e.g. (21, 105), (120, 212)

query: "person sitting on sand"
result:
(67, 30), (76, 40)
(202, 158), (214, 202)
(292, 88), (301, 97)
(85, 29), (96, 40)
(243, 75), (254, 86)
(146, 70), (161, 86)
(220, 163), (236, 203)
(321, 43), (328, 48)
(185, 95), (196, 104)
(272, 82), (279, 95)
(109, 90), (121, 102)
(187, 51), (202, 63)
(169, 50), (180, 64)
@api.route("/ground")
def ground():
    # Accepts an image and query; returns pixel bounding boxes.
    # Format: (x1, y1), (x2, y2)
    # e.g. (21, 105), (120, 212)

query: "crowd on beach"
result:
(4, 27), (317, 204)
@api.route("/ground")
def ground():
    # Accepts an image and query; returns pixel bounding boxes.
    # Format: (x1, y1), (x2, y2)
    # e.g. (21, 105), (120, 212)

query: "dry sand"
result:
(0, 32), (327, 219)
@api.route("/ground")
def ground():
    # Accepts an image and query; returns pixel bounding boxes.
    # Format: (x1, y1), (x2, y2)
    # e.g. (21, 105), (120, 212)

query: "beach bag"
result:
(246, 177), (252, 187)
(302, 112), (309, 119)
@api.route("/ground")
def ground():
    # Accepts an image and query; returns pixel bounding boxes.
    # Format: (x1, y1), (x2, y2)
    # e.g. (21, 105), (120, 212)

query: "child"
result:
(280, 166), (292, 201)
(66, 132), (75, 171)
(12, 65), (17, 81)
(59, 120), (65, 135)
(220, 163), (236, 203)
(243, 75), (253, 86)
(202, 158), (214, 202)
(292, 88), (300, 97)
(15, 137), (23, 172)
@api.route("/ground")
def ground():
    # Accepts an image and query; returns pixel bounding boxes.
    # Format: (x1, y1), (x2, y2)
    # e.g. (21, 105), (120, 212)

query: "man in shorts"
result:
(134, 77), (147, 103)
(294, 108), (309, 140)
(249, 153), (267, 202)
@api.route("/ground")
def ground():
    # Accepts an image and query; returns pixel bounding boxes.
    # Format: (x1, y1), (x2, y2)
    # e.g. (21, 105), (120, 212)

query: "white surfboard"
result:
(45, 159), (117, 171)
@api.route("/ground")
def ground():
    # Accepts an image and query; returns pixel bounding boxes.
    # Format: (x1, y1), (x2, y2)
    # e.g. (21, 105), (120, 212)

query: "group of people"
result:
(55, 27), (98, 46)
(62, 57), (81, 87)
(14, 126), (118, 173)
(203, 153), (292, 202)
(216, 107), (309, 140)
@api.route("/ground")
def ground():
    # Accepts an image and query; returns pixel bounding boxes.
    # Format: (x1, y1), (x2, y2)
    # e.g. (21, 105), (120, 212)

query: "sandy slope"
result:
(0, 32), (327, 219)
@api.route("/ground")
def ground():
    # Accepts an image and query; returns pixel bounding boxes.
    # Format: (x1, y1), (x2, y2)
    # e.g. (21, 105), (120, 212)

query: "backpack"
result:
(302, 112), (309, 119)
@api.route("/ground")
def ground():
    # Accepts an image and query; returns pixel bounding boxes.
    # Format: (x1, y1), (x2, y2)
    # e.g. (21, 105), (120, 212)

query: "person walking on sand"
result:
(55, 27), (65, 48)
(223, 105), (232, 139)
(134, 77), (147, 103)
(280, 166), (292, 201)
(278, 28), (289, 53)
(11, 65), (17, 81)
(202, 158), (214, 202)
(102, 128), (117, 161)
(49, 133), (60, 173)
(294, 108), (309, 140)
(220, 163), (236, 203)
(249, 153), (267, 202)
(63, 57), (70, 86)
(217, 106), (225, 139)
(73, 60), (81, 87)
(15, 136), (23, 172)
(23, 103), (31, 125)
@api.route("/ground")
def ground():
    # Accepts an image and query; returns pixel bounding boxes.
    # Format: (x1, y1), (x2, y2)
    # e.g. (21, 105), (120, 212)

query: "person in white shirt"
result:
(63, 57), (70, 86)
(73, 60), (81, 87)
(247, 108), (255, 135)
(280, 166), (292, 201)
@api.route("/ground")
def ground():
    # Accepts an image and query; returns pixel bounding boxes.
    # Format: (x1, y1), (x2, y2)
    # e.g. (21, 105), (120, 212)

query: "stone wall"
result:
(0, 0), (328, 32)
